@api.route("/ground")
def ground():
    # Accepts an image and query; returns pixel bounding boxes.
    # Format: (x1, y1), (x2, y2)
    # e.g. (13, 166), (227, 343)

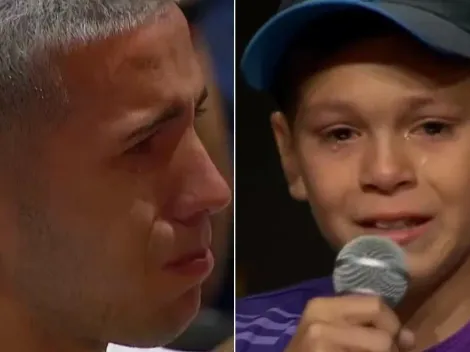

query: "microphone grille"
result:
(333, 235), (409, 307)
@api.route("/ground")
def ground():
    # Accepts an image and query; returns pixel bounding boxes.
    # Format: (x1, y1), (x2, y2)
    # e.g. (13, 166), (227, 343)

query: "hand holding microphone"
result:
(284, 236), (416, 352)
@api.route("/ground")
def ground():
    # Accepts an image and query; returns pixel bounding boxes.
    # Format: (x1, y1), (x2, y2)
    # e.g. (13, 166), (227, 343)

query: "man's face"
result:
(0, 3), (230, 347)
(273, 34), (470, 292)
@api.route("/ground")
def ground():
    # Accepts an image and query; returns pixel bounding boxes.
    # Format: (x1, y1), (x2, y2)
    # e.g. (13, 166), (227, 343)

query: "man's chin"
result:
(109, 286), (201, 349)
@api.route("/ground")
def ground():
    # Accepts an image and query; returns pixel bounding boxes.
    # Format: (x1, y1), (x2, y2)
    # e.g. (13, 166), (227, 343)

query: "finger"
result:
(294, 335), (342, 352)
(305, 323), (395, 352)
(345, 297), (401, 337)
(309, 340), (342, 352)
(303, 296), (401, 336)
(396, 328), (416, 351)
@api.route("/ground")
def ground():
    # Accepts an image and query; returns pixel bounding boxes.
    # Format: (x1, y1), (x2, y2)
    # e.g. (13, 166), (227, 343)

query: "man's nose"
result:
(170, 130), (232, 221)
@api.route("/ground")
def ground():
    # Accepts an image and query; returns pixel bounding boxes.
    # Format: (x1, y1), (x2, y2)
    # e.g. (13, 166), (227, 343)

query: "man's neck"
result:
(399, 257), (470, 351)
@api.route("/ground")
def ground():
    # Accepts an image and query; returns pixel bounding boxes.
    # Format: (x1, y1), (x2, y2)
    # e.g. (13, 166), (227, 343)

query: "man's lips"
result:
(163, 249), (214, 276)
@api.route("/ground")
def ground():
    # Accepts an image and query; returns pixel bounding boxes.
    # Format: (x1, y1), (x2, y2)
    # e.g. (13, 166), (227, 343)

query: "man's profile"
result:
(0, 1), (231, 351)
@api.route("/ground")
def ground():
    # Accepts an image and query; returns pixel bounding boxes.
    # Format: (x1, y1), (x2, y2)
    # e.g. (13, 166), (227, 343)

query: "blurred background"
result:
(165, 0), (234, 350)
(236, 0), (336, 297)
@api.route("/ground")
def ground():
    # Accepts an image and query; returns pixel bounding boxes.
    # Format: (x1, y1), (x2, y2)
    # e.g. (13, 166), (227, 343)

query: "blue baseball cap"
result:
(241, 0), (470, 92)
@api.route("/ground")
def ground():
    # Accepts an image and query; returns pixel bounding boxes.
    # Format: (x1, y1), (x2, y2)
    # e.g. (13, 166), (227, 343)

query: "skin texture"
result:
(272, 33), (470, 350)
(0, 3), (230, 352)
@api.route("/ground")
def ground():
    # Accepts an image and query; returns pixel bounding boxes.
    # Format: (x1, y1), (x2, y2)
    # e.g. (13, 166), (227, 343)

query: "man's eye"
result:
(127, 134), (156, 155)
(125, 105), (206, 156)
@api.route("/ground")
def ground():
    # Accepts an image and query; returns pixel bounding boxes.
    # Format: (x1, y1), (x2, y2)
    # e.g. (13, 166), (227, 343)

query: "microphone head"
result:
(333, 235), (409, 307)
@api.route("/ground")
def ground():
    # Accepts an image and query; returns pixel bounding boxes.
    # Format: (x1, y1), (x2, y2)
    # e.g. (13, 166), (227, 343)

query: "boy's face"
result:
(273, 34), (470, 290)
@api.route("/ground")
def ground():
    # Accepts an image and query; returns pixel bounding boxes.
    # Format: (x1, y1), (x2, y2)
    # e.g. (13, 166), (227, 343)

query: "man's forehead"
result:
(56, 5), (199, 95)
(48, 5), (204, 137)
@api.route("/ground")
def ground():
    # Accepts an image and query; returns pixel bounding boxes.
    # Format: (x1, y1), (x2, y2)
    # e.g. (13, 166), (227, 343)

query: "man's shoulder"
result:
(236, 277), (334, 352)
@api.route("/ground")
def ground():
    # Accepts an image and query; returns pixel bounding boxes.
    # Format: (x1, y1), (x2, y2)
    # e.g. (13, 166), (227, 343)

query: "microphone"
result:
(332, 235), (409, 307)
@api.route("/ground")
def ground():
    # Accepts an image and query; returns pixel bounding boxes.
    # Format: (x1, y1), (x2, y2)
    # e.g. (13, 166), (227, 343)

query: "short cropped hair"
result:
(0, 0), (173, 130)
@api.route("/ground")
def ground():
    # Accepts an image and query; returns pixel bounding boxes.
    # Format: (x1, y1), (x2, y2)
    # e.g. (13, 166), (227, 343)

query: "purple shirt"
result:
(236, 277), (470, 351)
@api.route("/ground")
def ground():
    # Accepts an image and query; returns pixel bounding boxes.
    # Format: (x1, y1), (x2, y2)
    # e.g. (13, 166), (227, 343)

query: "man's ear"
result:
(271, 111), (307, 201)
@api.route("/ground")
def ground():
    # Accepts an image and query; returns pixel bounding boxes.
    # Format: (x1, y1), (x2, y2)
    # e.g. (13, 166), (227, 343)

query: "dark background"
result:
(236, 0), (336, 296)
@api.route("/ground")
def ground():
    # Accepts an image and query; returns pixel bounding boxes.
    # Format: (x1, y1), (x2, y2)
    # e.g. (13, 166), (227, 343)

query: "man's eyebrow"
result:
(124, 86), (208, 143)
(123, 106), (180, 143)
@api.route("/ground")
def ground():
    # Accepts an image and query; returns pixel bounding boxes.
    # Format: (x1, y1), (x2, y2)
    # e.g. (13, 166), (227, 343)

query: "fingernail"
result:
(398, 328), (416, 349)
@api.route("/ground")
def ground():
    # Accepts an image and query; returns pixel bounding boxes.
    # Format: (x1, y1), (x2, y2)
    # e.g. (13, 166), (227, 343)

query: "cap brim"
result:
(241, 0), (470, 91)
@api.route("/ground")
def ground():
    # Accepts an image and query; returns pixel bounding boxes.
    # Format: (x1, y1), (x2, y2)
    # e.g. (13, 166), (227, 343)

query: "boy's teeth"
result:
(374, 220), (413, 229)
